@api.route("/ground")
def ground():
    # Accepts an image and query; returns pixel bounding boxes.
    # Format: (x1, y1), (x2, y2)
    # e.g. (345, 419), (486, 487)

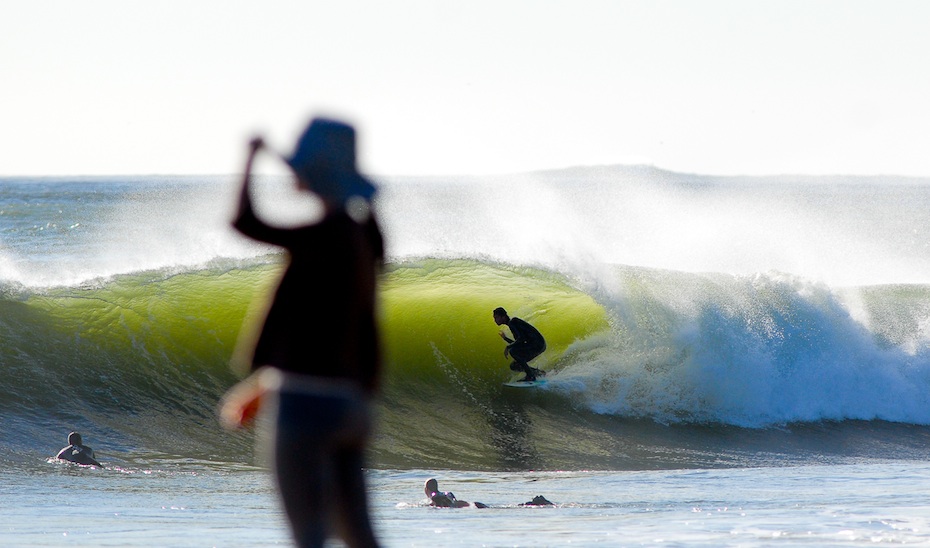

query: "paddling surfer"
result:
(424, 478), (488, 508)
(493, 307), (546, 382)
(423, 478), (552, 508)
(56, 432), (102, 467)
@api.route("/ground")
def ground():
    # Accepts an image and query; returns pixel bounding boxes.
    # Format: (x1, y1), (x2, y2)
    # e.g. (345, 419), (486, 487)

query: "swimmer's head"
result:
(68, 432), (82, 445)
(424, 478), (439, 496)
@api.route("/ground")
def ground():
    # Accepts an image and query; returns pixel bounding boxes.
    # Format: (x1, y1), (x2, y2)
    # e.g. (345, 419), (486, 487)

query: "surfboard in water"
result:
(503, 379), (548, 388)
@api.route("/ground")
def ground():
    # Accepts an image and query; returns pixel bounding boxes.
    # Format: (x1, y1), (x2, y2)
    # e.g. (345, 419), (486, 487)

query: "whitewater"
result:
(3, 167), (930, 546)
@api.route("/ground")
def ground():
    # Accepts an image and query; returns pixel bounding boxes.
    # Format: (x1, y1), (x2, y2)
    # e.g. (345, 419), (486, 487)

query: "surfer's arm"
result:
(499, 332), (514, 344)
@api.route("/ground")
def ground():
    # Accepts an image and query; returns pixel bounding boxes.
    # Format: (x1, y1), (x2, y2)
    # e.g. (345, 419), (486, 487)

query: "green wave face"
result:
(9, 258), (930, 471)
(1, 264), (280, 461)
(380, 259), (609, 383)
(2, 259), (610, 469)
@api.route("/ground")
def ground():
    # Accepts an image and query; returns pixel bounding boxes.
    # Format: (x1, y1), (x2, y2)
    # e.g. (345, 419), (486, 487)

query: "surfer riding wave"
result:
(493, 307), (546, 382)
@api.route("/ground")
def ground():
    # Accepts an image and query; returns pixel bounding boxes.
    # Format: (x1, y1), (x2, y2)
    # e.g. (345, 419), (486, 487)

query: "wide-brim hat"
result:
(283, 117), (376, 204)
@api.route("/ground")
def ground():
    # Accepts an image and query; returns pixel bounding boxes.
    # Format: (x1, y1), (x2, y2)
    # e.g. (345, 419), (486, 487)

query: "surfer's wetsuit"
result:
(504, 317), (546, 380)
(429, 490), (464, 508)
(56, 444), (101, 467)
(424, 478), (487, 508)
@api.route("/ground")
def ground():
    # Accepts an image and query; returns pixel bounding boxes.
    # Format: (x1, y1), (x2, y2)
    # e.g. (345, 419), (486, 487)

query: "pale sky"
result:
(3, 0), (929, 177)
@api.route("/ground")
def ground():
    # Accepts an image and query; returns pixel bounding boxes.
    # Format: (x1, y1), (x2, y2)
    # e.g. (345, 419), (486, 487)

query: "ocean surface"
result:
(3, 167), (930, 546)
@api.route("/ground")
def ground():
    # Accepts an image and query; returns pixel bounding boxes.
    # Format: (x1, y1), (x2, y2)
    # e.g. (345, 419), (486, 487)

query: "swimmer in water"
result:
(56, 432), (102, 467)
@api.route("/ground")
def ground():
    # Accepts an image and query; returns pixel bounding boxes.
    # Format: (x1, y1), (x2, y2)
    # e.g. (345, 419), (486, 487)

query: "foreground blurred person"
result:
(220, 117), (384, 547)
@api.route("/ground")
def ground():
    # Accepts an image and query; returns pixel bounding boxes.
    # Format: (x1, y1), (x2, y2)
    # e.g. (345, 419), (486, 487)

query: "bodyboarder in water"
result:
(423, 478), (551, 508)
(56, 432), (102, 467)
(493, 307), (546, 381)
(424, 478), (488, 508)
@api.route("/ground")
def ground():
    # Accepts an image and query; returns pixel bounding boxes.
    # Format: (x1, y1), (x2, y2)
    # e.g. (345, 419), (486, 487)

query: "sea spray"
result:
(560, 267), (930, 427)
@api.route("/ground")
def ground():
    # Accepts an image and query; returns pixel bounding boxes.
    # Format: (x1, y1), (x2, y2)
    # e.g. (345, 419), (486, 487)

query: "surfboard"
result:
(503, 379), (548, 388)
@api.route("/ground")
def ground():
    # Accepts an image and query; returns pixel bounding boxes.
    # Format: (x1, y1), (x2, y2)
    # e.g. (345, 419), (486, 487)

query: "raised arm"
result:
(232, 137), (264, 231)
(231, 137), (297, 246)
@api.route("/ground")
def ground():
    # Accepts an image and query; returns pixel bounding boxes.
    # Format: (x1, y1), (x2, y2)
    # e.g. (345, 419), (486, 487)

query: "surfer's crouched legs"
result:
(508, 341), (545, 381)
(509, 361), (539, 381)
(263, 370), (378, 548)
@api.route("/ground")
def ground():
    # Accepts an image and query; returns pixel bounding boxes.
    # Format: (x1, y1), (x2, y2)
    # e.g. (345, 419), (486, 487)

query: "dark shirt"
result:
(233, 203), (384, 395)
